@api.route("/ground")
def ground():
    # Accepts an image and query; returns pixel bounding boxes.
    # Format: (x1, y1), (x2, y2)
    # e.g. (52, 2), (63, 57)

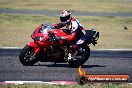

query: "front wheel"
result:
(67, 46), (90, 68)
(19, 45), (39, 66)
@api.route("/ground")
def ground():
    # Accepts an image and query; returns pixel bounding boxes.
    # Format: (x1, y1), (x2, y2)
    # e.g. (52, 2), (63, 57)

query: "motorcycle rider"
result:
(52, 10), (86, 59)
(53, 10), (86, 47)
(53, 10), (95, 59)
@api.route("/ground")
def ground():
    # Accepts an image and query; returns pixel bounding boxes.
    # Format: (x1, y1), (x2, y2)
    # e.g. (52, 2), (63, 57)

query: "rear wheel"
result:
(67, 46), (90, 68)
(19, 45), (39, 66)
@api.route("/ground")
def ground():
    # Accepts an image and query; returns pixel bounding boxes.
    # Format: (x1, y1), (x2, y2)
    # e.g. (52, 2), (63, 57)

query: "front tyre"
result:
(67, 46), (90, 68)
(19, 45), (39, 66)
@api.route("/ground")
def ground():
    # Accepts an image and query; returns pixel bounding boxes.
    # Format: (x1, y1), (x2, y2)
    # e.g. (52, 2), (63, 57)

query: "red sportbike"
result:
(19, 23), (99, 67)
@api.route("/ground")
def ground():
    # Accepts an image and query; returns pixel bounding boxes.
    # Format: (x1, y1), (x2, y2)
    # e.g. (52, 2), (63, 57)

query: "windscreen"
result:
(41, 23), (54, 34)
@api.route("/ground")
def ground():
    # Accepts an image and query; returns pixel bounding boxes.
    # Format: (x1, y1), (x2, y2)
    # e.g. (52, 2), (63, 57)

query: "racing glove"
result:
(54, 22), (66, 29)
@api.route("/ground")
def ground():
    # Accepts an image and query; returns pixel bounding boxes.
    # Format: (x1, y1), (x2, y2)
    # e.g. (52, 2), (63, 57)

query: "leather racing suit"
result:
(53, 18), (85, 44)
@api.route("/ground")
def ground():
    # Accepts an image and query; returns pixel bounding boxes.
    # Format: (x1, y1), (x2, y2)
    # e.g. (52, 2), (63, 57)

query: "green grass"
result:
(0, 0), (132, 13)
(0, 14), (132, 49)
(0, 83), (132, 88)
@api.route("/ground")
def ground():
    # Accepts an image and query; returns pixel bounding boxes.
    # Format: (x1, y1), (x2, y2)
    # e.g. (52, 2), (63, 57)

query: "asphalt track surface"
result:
(0, 9), (132, 16)
(0, 48), (132, 82)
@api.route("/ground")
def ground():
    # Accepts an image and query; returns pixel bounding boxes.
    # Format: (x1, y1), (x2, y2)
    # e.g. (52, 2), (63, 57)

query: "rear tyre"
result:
(67, 46), (90, 68)
(19, 45), (39, 66)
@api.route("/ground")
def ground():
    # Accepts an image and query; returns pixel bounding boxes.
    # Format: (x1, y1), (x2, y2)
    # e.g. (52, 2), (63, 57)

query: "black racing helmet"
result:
(60, 10), (72, 23)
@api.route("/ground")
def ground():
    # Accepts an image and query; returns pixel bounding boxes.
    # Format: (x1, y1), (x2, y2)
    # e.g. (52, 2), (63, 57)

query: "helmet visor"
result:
(60, 16), (67, 22)
(60, 14), (71, 22)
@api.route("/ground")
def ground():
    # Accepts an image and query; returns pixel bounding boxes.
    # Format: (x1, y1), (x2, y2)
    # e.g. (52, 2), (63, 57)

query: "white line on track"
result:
(0, 81), (78, 85)
(2, 81), (59, 85)
(0, 47), (22, 49)
(1, 81), (132, 85)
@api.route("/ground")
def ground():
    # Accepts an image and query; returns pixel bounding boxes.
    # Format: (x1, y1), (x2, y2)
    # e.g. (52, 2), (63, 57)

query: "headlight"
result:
(34, 36), (44, 41)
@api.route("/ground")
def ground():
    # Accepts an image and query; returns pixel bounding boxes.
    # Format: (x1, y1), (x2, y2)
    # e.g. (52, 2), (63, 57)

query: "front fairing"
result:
(31, 23), (54, 42)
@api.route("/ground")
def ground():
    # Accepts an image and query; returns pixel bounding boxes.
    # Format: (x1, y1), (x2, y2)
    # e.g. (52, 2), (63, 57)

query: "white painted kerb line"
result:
(4, 81), (58, 85)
